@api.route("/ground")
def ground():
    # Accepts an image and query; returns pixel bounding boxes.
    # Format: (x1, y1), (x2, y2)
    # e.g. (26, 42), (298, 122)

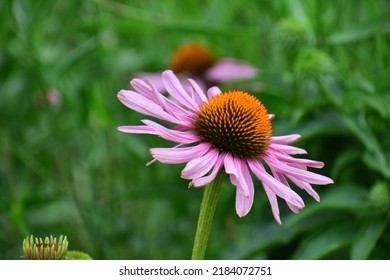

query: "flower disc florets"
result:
(170, 43), (216, 74)
(22, 235), (68, 260)
(194, 90), (272, 159)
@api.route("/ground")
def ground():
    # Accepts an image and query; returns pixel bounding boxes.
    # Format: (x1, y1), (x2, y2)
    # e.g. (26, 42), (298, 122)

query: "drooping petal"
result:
(190, 153), (226, 187)
(142, 119), (200, 144)
(224, 154), (252, 198)
(248, 159), (305, 209)
(271, 149), (325, 168)
(269, 168), (301, 214)
(264, 154), (333, 185)
(205, 59), (258, 83)
(262, 185), (282, 224)
(117, 125), (158, 135)
(235, 187), (254, 218)
(150, 142), (211, 164)
(271, 134), (301, 145)
(268, 143), (308, 155)
(181, 149), (219, 180)
(162, 70), (198, 111)
(288, 175), (321, 202)
(234, 161), (255, 217)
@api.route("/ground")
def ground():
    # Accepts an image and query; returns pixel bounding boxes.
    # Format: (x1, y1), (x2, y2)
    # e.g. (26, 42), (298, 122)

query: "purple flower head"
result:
(117, 70), (333, 224)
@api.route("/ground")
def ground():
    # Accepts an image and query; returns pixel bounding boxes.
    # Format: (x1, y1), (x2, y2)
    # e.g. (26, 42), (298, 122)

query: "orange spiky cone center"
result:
(170, 43), (216, 74)
(194, 91), (272, 158)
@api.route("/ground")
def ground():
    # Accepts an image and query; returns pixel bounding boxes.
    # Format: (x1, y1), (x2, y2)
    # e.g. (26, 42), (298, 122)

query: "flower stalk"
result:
(192, 172), (224, 260)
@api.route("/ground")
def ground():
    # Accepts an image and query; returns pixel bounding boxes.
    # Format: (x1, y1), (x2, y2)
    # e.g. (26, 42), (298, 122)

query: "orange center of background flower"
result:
(170, 43), (216, 74)
(194, 91), (272, 159)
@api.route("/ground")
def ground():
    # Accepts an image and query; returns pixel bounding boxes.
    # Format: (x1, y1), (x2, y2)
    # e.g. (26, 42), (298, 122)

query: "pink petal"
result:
(262, 185), (282, 224)
(150, 142), (211, 164)
(162, 70), (198, 111)
(206, 86), (222, 99)
(187, 78), (207, 105)
(268, 143), (308, 155)
(270, 168), (301, 213)
(133, 72), (166, 93)
(131, 78), (160, 102)
(271, 134), (301, 145)
(234, 161), (255, 217)
(235, 187), (254, 218)
(181, 149), (219, 180)
(117, 90), (178, 124)
(205, 59), (258, 83)
(189, 76), (207, 94)
(270, 168), (301, 214)
(117, 125), (158, 135)
(288, 175), (321, 202)
(224, 154), (252, 197)
(271, 150), (325, 168)
(190, 153), (226, 187)
(131, 79), (194, 127)
(264, 154), (333, 185)
(142, 119), (200, 144)
(248, 159), (305, 208)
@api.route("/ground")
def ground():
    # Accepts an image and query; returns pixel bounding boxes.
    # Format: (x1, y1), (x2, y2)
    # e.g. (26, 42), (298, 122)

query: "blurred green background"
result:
(1, 0), (390, 260)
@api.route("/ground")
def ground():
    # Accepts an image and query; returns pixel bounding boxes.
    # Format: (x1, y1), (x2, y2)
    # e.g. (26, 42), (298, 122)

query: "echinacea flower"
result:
(117, 70), (333, 224)
(135, 43), (258, 92)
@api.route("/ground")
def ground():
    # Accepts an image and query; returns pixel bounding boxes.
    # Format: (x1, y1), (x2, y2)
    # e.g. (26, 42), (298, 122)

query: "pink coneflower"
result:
(117, 70), (333, 224)
(46, 88), (62, 106)
(135, 43), (258, 92)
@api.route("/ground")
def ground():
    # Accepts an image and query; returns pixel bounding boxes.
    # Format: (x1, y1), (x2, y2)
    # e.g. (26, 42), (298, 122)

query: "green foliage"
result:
(1, 0), (390, 259)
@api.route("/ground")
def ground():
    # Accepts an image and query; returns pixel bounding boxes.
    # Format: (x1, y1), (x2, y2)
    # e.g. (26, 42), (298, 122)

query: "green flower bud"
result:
(22, 235), (68, 260)
(369, 181), (390, 213)
(67, 250), (93, 260)
(294, 48), (336, 78)
(275, 18), (308, 49)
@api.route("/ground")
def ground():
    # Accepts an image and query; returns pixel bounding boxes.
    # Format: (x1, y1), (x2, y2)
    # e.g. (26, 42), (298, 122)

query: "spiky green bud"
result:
(369, 181), (390, 213)
(294, 48), (336, 79)
(22, 235), (68, 260)
(275, 18), (308, 49)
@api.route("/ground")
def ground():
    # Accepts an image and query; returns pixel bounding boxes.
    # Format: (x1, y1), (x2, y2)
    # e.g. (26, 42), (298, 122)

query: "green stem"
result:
(191, 172), (224, 260)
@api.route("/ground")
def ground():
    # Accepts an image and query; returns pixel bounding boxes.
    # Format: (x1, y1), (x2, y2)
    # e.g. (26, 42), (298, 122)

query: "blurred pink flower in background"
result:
(135, 43), (258, 92)
(46, 88), (62, 106)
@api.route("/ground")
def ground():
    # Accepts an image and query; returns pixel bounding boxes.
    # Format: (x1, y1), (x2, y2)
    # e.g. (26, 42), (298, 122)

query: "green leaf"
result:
(330, 149), (360, 180)
(351, 217), (388, 260)
(293, 222), (357, 259)
(284, 184), (368, 228)
(343, 115), (390, 178)
(26, 199), (81, 226)
(223, 220), (296, 259)
(225, 184), (367, 259)
(328, 10), (390, 44)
